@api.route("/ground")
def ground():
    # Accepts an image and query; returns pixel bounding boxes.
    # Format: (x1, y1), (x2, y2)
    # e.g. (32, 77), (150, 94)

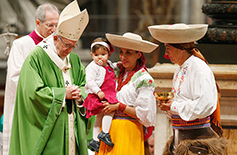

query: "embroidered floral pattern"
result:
(132, 69), (146, 81)
(116, 68), (155, 90)
(148, 79), (153, 85)
(136, 79), (155, 89)
(173, 65), (188, 95)
(134, 69), (155, 89)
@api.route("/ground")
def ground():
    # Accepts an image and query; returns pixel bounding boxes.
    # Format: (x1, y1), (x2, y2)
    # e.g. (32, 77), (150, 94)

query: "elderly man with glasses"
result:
(3, 3), (59, 155)
(9, 1), (95, 155)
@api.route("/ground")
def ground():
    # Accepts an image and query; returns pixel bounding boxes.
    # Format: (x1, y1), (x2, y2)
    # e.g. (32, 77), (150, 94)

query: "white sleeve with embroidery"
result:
(117, 71), (156, 127)
(171, 62), (217, 121)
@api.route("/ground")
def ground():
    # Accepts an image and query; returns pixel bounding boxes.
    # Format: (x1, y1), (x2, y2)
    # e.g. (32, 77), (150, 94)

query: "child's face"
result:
(91, 47), (110, 66)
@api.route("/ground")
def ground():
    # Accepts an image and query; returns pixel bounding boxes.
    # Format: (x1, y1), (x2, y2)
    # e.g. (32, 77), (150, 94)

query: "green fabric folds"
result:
(9, 46), (95, 155)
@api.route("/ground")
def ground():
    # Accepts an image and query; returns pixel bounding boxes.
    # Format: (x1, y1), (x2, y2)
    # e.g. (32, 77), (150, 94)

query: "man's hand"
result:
(66, 85), (81, 100)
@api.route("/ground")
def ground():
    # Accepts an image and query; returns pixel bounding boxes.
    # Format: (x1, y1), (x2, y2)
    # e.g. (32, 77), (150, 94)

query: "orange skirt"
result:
(95, 118), (144, 155)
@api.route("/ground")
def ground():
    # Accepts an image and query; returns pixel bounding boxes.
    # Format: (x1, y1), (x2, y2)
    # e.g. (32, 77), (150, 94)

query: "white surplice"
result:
(3, 30), (44, 155)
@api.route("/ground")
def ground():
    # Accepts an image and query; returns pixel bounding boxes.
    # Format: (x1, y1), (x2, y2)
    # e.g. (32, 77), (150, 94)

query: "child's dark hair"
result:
(91, 37), (112, 53)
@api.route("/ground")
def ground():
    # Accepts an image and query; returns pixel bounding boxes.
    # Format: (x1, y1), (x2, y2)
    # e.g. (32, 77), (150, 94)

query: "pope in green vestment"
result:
(9, 1), (95, 154)
(9, 43), (95, 154)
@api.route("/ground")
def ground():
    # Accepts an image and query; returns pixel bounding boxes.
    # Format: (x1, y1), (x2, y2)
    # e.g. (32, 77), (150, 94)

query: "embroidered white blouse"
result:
(116, 68), (156, 127)
(170, 55), (217, 121)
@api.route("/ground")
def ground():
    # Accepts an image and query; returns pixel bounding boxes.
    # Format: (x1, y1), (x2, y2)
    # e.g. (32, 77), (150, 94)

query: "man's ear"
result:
(35, 19), (41, 27)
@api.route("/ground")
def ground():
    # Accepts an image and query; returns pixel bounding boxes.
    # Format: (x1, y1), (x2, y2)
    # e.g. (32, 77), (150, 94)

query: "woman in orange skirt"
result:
(95, 32), (158, 155)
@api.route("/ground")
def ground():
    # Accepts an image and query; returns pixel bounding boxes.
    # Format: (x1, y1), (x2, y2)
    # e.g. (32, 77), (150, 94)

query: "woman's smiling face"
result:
(119, 48), (141, 71)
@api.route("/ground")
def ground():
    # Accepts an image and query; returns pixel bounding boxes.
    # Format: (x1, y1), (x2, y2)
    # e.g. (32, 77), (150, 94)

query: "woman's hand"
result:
(158, 100), (172, 111)
(101, 101), (119, 114)
(158, 100), (178, 117)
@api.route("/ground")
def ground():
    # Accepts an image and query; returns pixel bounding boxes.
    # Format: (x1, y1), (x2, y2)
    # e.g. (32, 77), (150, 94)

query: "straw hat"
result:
(56, 0), (89, 41)
(148, 23), (208, 43)
(105, 32), (158, 53)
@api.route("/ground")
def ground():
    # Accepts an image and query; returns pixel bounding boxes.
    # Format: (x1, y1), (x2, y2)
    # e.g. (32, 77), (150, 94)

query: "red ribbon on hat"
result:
(110, 44), (115, 53)
(106, 33), (115, 53)
(164, 54), (170, 59)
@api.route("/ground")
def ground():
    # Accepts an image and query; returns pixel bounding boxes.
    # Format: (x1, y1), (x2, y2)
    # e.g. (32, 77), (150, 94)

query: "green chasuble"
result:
(9, 45), (95, 155)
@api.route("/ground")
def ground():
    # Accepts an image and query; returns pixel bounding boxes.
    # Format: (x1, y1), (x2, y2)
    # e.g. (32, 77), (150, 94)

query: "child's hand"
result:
(97, 91), (105, 100)
(116, 61), (123, 68)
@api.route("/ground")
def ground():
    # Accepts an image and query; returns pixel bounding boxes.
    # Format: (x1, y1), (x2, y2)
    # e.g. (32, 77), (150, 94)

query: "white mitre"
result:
(56, 0), (89, 41)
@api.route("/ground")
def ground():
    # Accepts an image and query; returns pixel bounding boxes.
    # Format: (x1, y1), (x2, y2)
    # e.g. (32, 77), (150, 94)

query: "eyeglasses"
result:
(57, 35), (78, 49)
(45, 23), (57, 29)
(40, 19), (57, 29)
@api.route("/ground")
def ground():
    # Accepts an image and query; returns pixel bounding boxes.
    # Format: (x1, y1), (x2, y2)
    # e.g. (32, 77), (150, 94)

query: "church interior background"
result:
(0, 0), (236, 154)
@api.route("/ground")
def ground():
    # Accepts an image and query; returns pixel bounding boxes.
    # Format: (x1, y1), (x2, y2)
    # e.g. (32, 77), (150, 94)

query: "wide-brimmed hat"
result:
(148, 23), (208, 43)
(105, 32), (158, 53)
(56, 0), (89, 41)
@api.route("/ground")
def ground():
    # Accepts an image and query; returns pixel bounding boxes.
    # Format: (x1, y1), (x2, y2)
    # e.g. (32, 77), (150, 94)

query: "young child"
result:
(83, 37), (118, 152)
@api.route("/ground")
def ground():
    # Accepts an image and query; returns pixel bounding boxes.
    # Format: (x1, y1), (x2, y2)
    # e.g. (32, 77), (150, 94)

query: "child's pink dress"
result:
(83, 65), (118, 118)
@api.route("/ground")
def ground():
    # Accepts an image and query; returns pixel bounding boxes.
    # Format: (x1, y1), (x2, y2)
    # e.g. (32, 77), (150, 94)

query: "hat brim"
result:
(106, 34), (158, 53)
(148, 24), (208, 43)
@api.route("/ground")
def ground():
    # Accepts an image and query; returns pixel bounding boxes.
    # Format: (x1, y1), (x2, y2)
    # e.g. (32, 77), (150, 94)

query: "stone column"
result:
(118, 0), (129, 33)
(155, 109), (172, 155)
(180, 0), (189, 23)
(200, 0), (237, 43)
(190, 0), (205, 23)
(175, 0), (206, 24)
